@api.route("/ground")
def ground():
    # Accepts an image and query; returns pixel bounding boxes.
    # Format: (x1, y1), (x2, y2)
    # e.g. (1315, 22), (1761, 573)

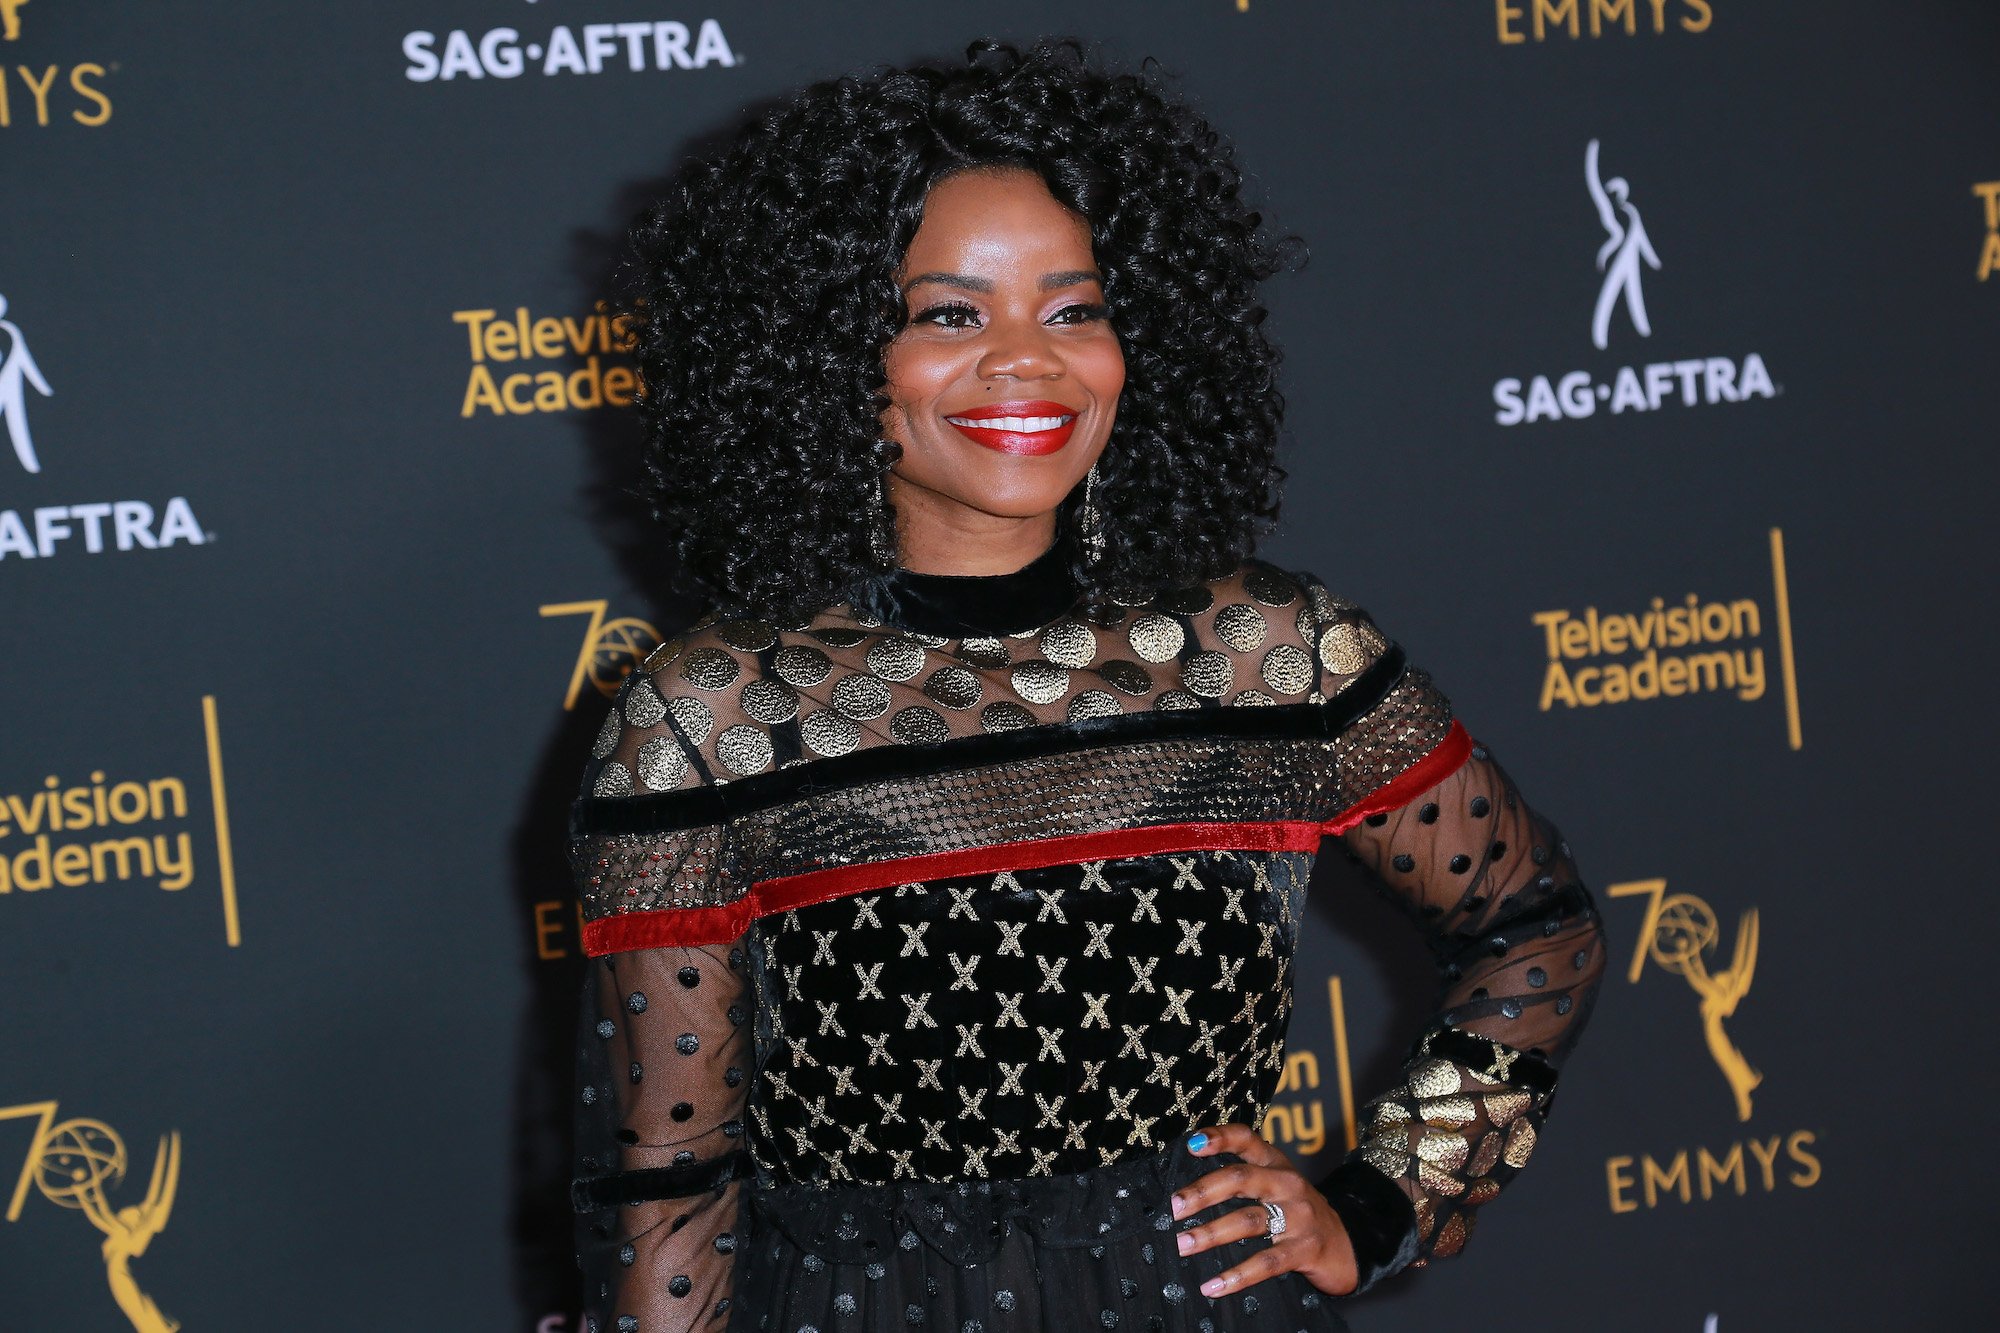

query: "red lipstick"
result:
(942, 399), (1080, 456)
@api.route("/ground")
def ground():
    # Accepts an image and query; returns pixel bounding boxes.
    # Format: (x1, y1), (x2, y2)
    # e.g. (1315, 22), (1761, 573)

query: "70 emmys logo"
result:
(0, 0), (116, 128)
(539, 599), (661, 710)
(529, 599), (664, 961)
(1609, 879), (1758, 1119)
(3, 1100), (181, 1333)
(1601, 878), (1821, 1214)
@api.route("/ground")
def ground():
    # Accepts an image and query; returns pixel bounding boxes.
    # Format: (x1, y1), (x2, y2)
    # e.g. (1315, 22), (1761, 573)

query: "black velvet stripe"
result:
(1412, 1024), (1559, 1093)
(569, 1148), (751, 1212)
(1314, 1157), (1421, 1294)
(573, 644), (1408, 837)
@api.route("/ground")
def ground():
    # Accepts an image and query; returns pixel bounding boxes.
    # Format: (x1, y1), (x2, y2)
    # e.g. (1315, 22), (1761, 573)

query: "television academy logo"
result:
(1976, 180), (1999, 281)
(1492, 139), (1776, 427)
(0, 291), (211, 563)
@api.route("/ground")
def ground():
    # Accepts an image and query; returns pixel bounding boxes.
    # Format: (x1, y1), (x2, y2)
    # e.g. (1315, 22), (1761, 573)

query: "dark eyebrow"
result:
(900, 268), (1103, 297)
(1038, 268), (1103, 291)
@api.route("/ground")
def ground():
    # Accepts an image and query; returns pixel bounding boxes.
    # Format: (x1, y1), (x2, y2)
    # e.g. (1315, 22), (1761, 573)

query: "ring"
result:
(1262, 1200), (1287, 1238)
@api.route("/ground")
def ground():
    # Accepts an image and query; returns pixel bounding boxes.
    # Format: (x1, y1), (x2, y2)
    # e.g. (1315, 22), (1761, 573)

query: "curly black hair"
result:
(613, 35), (1307, 625)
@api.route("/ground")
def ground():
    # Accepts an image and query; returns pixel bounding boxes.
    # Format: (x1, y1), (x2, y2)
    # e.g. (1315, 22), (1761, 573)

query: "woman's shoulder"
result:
(1205, 556), (1397, 685)
(580, 608), (788, 799)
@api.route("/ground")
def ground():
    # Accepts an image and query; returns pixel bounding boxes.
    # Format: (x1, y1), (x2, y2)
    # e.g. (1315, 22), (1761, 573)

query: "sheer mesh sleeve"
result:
(570, 661), (754, 1333)
(1294, 578), (1608, 1292)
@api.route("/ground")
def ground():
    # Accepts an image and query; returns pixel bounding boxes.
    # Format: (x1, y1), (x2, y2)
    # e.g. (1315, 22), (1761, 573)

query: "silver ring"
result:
(1262, 1200), (1287, 1238)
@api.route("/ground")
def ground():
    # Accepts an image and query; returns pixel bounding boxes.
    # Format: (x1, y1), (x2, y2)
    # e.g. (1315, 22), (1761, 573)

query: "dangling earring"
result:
(1077, 463), (1106, 566)
(869, 469), (898, 567)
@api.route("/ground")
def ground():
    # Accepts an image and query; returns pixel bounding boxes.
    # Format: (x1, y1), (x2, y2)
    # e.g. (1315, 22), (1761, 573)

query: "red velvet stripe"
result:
(754, 820), (1329, 919)
(582, 896), (753, 955)
(581, 720), (1476, 956)
(1318, 719), (1474, 837)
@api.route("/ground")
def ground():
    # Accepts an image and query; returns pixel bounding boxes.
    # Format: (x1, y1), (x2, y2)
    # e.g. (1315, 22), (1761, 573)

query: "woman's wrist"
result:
(1314, 1158), (1421, 1295)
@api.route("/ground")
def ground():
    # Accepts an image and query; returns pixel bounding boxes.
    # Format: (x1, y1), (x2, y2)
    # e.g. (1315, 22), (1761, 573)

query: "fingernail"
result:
(1186, 1132), (1208, 1152)
(1170, 1193), (1184, 1217)
(1176, 1232), (1192, 1254)
(1201, 1279), (1225, 1297)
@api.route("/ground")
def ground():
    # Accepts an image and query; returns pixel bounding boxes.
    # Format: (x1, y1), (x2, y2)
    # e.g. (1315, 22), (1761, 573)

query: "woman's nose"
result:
(977, 319), (1065, 379)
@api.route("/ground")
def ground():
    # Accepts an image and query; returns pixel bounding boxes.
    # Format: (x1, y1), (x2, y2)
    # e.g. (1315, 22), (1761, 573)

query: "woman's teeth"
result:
(945, 415), (1074, 431)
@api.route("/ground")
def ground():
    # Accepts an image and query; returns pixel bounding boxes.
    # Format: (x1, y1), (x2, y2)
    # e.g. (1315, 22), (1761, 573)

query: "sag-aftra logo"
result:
(0, 291), (213, 563)
(1492, 140), (1776, 428)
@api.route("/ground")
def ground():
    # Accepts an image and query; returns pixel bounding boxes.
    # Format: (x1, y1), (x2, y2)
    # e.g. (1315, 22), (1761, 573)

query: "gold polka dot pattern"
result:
(1213, 603), (1267, 652)
(715, 618), (778, 652)
(800, 709), (860, 757)
(576, 559), (1414, 906)
(635, 735), (689, 792)
(865, 637), (925, 683)
(739, 678), (798, 725)
(1038, 618), (1097, 668)
(922, 666), (982, 710)
(621, 676), (667, 729)
(1126, 614), (1183, 663)
(774, 645), (833, 688)
(667, 695), (713, 744)
(716, 724), (774, 776)
(831, 673), (890, 720)
(680, 648), (740, 691)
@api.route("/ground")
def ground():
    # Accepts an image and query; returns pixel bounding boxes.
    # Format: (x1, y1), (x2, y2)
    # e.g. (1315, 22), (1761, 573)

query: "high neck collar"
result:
(851, 532), (1081, 638)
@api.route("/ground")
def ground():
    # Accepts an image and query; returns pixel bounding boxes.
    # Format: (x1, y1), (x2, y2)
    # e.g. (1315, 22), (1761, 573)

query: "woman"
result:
(567, 37), (1606, 1332)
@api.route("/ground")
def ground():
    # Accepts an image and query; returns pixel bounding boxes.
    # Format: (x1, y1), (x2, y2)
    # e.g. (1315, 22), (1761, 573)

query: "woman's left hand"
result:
(1169, 1122), (1359, 1299)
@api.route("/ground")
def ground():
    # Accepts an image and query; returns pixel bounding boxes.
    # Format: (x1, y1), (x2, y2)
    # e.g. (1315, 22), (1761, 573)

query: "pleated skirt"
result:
(727, 1141), (1351, 1332)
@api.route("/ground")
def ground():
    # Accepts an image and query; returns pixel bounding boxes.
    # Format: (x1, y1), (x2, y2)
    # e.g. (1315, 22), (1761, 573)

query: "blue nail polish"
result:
(1187, 1132), (1207, 1152)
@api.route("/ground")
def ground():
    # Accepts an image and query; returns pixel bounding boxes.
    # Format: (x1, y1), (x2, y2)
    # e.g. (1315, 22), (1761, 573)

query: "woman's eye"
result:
(912, 301), (981, 328)
(1051, 302), (1110, 324)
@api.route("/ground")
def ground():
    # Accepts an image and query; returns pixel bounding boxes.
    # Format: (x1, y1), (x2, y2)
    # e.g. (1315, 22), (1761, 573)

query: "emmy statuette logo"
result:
(1609, 879), (1759, 1119)
(540, 600), (662, 710)
(3, 1100), (182, 1332)
(1600, 879), (1821, 1213)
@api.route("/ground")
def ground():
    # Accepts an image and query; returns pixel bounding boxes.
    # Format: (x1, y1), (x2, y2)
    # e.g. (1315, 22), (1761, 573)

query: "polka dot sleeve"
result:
(1323, 730), (1608, 1288)
(572, 674), (752, 1333)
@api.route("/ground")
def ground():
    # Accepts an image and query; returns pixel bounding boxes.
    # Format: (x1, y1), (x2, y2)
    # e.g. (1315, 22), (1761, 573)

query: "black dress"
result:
(565, 537), (1606, 1332)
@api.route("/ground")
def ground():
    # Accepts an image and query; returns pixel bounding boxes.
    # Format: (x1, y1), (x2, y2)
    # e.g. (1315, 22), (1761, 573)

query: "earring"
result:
(1078, 463), (1106, 566)
(869, 469), (898, 567)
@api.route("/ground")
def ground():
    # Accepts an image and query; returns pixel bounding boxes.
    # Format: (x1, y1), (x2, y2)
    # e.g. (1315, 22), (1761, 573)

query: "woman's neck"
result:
(887, 485), (1060, 577)
(853, 526), (1080, 638)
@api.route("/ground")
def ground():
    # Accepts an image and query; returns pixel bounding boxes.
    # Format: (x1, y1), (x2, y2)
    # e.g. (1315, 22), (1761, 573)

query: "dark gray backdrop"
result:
(5, 2), (1995, 1329)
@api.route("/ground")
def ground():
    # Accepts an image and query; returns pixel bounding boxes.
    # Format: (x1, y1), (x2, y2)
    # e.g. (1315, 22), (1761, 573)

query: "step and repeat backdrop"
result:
(4, 2), (1994, 1329)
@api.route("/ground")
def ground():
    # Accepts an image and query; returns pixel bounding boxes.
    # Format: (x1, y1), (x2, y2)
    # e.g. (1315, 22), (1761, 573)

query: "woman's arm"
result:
(1322, 733), (1607, 1290)
(569, 654), (759, 1332)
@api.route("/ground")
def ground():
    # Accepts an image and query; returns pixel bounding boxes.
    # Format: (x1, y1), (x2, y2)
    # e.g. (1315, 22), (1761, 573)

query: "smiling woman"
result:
(881, 167), (1126, 574)
(568, 34), (1605, 1333)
